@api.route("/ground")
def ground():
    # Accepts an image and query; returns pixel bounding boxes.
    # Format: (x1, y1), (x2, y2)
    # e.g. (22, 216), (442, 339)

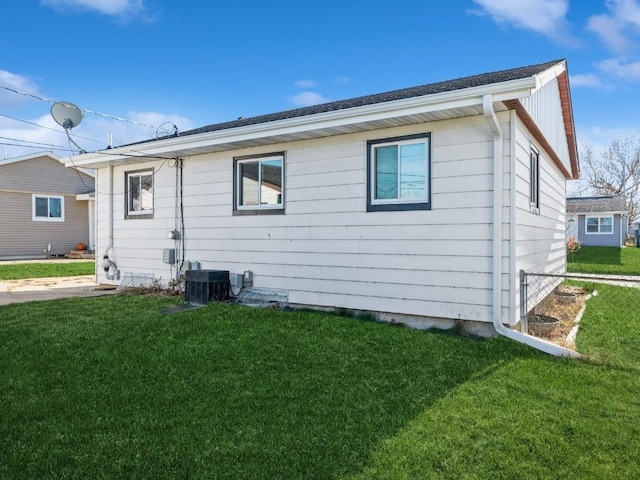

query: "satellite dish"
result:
(51, 101), (84, 130)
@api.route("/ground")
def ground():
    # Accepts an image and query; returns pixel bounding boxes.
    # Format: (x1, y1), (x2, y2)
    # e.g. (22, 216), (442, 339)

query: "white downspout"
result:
(101, 165), (119, 281)
(483, 94), (580, 358)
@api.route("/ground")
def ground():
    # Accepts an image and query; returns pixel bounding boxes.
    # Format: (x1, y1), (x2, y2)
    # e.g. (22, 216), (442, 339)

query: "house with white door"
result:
(66, 59), (579, 337)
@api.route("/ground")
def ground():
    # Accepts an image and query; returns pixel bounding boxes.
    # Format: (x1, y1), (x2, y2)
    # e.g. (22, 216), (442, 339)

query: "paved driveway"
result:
(0, 275), (117, 305)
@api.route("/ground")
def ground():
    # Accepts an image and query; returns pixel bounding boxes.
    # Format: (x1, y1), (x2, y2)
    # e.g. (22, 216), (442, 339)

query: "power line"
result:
(0, 112), (105, 145)
(0, 83), (161, 130)
(0, 135), (71, 150)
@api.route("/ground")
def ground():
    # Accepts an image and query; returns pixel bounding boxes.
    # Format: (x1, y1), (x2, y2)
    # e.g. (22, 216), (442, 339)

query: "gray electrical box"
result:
(163, 248), (175, 264)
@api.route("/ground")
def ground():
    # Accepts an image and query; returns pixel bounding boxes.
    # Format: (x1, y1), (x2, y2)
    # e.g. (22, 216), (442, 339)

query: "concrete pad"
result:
(0, 275), (117, 306)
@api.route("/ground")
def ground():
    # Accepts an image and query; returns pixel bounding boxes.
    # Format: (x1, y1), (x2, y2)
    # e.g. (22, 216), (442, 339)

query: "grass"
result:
(2, 295), (640, 479)
(568, 246), (640, 275)
(575, 282), (640, 369)
(0, 261), (94, 280)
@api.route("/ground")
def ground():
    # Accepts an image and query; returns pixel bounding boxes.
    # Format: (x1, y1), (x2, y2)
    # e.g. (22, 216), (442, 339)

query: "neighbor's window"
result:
(530, 145), (540, 212)
(586, 216), (613, 234)
(234, 153), (284, 214)
(367, 133), (431, 212)
(32, 195), (64, 222)
(125, 169), (153, 218)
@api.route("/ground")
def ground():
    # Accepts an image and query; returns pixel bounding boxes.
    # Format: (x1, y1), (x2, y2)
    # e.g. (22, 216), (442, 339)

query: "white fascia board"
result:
(582, 211), (628, 216)
(532, 61), (566, 92)
(68, 77), (536, 168)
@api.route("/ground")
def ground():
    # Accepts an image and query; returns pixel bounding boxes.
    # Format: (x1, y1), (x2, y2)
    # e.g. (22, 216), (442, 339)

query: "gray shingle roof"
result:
(168, 59), (565, 140)
(567, 196), (627, 214)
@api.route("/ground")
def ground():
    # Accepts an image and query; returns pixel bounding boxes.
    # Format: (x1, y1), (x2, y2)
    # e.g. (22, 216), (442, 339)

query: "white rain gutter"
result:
(68, 77), (538, 168)
(483, 94), (581, 358)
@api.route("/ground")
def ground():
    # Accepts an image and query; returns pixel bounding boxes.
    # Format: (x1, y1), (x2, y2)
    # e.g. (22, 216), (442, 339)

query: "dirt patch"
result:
(528, 285), (588, 348)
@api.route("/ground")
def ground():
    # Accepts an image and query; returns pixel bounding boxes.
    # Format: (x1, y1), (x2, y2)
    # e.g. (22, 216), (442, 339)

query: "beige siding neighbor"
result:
(0, 154), (94, 257)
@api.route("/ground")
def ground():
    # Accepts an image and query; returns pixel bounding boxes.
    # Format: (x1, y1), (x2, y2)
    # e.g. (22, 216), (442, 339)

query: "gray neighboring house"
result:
(0, 152), (95, 258)
(566, 196), (627, 247)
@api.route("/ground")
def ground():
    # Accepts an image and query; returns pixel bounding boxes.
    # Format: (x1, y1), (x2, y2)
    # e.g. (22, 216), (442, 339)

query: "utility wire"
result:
(0, 112), (105, 145)
(0, 84), (160, 130)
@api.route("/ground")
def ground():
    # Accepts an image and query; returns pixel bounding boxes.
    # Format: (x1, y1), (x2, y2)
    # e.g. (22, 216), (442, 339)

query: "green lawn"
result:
(568, 246), (640, 275)
(2, 295), (640, 479)
(0, 261), (94, 280)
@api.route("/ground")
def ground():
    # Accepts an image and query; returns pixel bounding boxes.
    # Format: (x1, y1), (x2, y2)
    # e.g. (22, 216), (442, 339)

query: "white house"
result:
(66, 59), (579, 339)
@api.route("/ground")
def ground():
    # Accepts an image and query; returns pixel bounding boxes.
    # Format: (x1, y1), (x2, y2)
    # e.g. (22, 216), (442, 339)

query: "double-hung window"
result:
(586, 216), (613, 234)
(530, 145), (540, 212)
(234, 153), (284, 214)
(32, 195), (64, 222)
(367, 133), (431, 212)
(125, 169), (154, 218)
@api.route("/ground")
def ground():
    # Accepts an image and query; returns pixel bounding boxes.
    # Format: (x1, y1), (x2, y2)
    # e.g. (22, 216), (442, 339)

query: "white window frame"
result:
(367, 133), (431, 212)
(529, 145), (540, 214)
(32, 194), (65, 222)
(234, 153), (284, 213)
(586, 215), (614, 235)
(125, 169), (154, 218)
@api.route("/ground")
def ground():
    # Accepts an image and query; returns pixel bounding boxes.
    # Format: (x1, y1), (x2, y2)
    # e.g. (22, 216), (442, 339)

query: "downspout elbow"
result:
(482, 94), (580, 358)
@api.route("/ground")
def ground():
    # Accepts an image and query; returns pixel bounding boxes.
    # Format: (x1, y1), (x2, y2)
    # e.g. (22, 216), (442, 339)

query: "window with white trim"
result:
(32, 195), (64, 222)
(529, 145), (540, 212)
(367, 133), (431, 212)
(586, 215), (613, 234)
(234, 153), (284, 214)
(125, 169), (153, 219)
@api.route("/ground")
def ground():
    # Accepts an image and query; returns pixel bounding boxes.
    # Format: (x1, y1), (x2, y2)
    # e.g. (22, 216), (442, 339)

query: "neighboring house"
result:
(566, 196), (627, 247)
(68, 59), (579, 336)
(0, 152), (95, 258)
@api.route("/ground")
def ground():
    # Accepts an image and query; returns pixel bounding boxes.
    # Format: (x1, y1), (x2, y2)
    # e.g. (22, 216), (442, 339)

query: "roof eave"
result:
(66, 77), (537, 168)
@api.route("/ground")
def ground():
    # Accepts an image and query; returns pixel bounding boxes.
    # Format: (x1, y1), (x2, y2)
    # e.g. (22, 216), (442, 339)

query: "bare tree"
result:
(580, 135), (640, 224)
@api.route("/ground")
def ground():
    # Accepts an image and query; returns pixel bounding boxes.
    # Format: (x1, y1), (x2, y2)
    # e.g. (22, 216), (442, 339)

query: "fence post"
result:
(519, 269), (528, 333)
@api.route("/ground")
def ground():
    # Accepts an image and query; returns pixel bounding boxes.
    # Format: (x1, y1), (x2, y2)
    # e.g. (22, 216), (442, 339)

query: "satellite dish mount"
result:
(51, 101), (86, 153)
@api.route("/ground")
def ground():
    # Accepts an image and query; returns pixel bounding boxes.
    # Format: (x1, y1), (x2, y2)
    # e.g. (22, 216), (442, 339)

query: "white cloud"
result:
(290, 91), (328, 107)
(294, 80), (316, 89)
(0, 110), (195, 159)
(596, 57), (640, 81)
(587, 0), (640, 52)
(41, 0), (144, 16)
(0, 71), (42, 108)
(569, 73), (609, 89)
(470, 0), (576, 44)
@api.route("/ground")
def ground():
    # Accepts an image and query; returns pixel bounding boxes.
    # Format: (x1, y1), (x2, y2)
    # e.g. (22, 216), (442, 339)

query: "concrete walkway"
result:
(0, 275), (117, 305)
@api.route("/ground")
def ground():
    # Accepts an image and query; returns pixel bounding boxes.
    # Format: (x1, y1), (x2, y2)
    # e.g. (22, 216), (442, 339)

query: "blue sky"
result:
(1, 0), (640, 164)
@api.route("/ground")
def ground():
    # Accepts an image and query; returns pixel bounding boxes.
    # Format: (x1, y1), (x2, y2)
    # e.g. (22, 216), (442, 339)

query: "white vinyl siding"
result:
(513, 114), (567, 319)
(520, 74), (572, 175)
(95, 116), (500, 324)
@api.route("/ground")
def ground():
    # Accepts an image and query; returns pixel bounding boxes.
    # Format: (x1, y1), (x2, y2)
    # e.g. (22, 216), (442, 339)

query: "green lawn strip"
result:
(2, 296), (640, 479)
(0, 261), (95, 280)
(568, 246), (640, 275)
(575, 282), (640, 369)
(348, 358), (640, 479)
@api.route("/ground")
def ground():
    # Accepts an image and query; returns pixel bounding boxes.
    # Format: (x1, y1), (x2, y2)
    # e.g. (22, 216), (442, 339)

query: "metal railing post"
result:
(519, 269), (528, 333)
